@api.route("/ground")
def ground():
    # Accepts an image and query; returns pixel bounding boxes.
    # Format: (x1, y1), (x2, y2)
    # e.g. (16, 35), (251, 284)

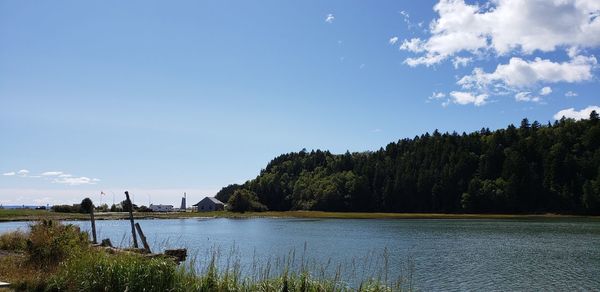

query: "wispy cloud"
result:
(389, 36), (399, 45)
(3, 169), (100, 186)
(428, 92), (446, 100)
(565, 91), (578, 97)
(42, 171), (63, 176)
(515, 92), (541, 103)
(53, 176), (100, 186)
(325, 13), (335, 23)
(452, 56), (471, 69)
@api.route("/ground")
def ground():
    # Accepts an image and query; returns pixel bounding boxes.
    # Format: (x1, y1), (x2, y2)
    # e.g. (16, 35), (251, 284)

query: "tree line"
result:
(218, 112), (600, 214)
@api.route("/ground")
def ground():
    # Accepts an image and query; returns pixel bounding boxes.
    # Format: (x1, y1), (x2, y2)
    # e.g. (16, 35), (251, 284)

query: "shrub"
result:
(0, 230), (28, 251)
(227, 189), (268, 213)
(50, 204), (78, 213)
(26, 220), (89, 267)
(50, 251), (178, 291)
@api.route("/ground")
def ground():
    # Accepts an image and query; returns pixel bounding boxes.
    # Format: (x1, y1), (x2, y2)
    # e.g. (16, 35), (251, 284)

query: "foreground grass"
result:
(2, 209), (598, 222)
(0, 220), (410, 291)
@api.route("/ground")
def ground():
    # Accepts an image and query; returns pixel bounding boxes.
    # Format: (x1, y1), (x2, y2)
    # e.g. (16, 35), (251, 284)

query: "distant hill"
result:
(218, 112), (600, 215)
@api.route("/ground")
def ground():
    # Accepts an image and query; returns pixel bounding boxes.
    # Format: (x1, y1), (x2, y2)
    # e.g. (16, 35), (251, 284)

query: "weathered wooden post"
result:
(124, 191), (139, 248)
(90, 206), (97, 244)
(81, 197), (97, 244)
(135, 223), (151, 253)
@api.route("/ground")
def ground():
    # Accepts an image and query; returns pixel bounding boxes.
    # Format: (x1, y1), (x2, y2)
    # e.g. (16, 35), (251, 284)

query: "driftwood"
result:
(164, 249), (187, 262)
(100, 238), (113, 247)
(134, 223), (151, 253)
(93, 245), (187, 264)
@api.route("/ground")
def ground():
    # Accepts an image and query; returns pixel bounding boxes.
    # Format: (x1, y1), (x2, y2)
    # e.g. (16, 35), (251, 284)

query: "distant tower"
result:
(180, 192), (187, 211)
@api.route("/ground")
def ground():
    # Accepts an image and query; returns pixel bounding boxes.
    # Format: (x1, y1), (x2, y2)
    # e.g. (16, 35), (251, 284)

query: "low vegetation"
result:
(0, 220), (410, 291)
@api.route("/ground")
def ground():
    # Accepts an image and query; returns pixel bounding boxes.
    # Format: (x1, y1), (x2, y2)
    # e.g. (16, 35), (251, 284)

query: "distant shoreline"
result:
(1, 209), (598, 222)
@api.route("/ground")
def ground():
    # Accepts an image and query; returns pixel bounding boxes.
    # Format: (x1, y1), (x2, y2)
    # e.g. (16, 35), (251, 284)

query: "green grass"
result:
(49, 248), (410, 292)
(0, 220), (411, 291)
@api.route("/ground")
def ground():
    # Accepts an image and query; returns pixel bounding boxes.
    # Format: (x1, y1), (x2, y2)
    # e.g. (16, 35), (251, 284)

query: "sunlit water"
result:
(1, 217), (599, 291)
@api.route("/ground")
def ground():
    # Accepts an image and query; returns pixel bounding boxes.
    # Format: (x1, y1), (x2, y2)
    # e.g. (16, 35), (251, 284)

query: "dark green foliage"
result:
(110, 203), (122, 212)
(227, 189), (268, 212)
(120, 200), (137, 212)
(80, 198), (94, 213)
(215, 183), (243, 203)
(220, 116), (600, 215)
(51, 204), (81, 213)
(137, 205), (153, 212)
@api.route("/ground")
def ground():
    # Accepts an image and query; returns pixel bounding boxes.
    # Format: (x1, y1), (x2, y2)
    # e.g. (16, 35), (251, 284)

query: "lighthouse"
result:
(180, 192), (187, 211)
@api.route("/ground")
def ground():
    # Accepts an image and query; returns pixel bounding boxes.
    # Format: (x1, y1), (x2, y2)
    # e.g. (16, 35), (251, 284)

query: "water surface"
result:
(1, 217), (599, 291)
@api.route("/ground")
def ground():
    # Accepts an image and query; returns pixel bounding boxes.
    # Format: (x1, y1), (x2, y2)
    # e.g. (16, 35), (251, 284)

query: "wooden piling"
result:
(124, 191), (139, 248)
(134, 223), (151, 253)
(90, 207), (97, 244)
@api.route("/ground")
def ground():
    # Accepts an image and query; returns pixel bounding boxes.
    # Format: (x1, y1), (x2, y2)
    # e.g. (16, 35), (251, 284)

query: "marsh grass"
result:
(0, 230), (28, 251)
(47, 243), (413, 291)
(0, 220), (413, 291)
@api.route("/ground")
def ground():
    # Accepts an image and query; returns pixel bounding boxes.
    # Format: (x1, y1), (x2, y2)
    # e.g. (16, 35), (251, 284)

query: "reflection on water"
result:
(1, 217), (599, 290)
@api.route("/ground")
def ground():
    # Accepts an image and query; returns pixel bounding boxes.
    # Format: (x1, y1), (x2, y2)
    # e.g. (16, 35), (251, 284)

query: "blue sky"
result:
(1, 0), (599, 206)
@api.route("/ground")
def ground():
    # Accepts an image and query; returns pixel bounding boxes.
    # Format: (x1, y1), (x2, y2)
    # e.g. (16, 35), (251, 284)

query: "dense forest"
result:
(217, 112), (600, 215)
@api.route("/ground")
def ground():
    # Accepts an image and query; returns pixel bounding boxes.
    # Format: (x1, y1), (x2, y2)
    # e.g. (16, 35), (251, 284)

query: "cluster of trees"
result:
(51, 201), (154, 213)
(217, 113), (600, 214)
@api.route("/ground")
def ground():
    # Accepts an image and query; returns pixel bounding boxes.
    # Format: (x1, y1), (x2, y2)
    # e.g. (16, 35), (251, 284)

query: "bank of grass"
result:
(2, 208), (598, 222)
(0, 220), (410, 291)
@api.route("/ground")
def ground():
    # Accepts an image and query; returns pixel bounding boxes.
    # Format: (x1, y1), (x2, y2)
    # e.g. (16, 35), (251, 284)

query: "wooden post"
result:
(125, 191), (139, 248)
(90, 207), (97, 244)
(135, 223), (151, 253)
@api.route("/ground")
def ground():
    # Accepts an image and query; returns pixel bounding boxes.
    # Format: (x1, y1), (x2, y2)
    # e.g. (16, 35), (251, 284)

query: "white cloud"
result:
(449, 91), (488, 106)
(400, 0), (600, 66)
(554, 105), (600, 120)
(2, 172), (15, 176)
(325, 14), (335, 23)
(452, 56), (471, 69)
(429, 92), (446, 99)
(42, 171), (63, 176)
(53, 176), (99, 186)
(515, 91), (541, 103)
(539, 86), (552, 96)
(17, 169), (29, 177)
(400, 38), (426, 53)
(389, 36), (399, 45)
(458, 55), (597, 89)
(565, 91), (578, 97)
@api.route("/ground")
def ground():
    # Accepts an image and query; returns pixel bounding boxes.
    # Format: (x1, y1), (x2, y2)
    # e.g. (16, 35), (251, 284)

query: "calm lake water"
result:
(1, 217), (599, 291)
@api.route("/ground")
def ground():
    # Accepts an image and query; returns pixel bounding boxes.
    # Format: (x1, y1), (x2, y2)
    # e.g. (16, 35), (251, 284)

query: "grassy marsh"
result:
(0, 220), (412, 291)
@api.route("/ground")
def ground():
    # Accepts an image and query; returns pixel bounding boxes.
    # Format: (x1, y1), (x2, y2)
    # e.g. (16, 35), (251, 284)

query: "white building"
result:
(149, 204), (174, 212)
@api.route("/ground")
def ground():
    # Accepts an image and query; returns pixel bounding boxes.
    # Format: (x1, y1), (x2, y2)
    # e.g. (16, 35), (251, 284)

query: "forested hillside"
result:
(217, 112), (600, 214)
